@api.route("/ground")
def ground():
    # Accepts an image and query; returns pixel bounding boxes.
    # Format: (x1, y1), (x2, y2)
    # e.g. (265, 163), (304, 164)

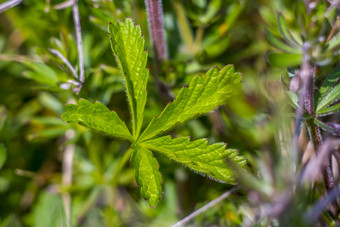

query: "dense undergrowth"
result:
(1, 0), (340, 226)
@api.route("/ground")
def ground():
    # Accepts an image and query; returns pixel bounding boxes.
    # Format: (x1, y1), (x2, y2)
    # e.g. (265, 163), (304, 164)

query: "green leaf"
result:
(315, 66), (340, 112)
(267, 52), (301, 67)
(142, 136), (247, 184)
(61, 99), (133, 141)
(277, 12), (301, 48)
(23, 62), (59, 86)
(33, 192), (67, 227)
(131, 145), (162, 207)
(314, 119), (340, 136)
(108, 19), (149, 139)
(284, 90), (299, 108)
(265, 29), (301, 54)
(0, 144), (7, 170)
(139, 65), (241, 142)
(316, 103), (340, 116)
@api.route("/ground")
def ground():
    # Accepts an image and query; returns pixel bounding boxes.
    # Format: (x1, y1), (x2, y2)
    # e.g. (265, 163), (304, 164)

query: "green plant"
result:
(60, 19), (246, 207)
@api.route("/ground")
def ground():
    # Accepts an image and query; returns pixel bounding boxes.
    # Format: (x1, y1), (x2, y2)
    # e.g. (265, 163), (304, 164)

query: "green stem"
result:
(110, 148), (133, 187)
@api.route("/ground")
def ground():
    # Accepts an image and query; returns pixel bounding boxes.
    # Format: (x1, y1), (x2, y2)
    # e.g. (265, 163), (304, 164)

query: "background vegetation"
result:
(1, 0), (340, 226)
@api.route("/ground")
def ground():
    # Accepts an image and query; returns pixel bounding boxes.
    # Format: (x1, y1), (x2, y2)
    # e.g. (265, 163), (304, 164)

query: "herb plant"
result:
(61, 19), (246, 207)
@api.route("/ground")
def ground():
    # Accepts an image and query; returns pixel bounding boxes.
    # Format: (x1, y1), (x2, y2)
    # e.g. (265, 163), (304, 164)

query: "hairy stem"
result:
(145, 0), (168, 64)
(145, 0), (173, 104)
(299, 42), (340, 219)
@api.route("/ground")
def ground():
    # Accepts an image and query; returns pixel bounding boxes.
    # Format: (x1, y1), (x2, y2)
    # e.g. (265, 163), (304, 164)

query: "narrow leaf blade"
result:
(314, 119), (340, 136)
(139, 65), (241, 142)
(277, 12), (301, 48)
(315, 66), (340, 112)
(61, 99), (133, 141)
(316, 103), (340, 116)
(131, 145), (162, 207)
(108, 19), (149, 139)
(265, 29), (301, 54)
(142, 136), (247, 184)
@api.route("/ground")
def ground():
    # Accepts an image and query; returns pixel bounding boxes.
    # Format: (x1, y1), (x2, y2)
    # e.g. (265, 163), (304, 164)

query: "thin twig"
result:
(172, 187), (238, 227)
(48, 48), (78, 80)
(72, 0), (84, 85)
(0, 0), (23, 13)
(54, 0), (73, 10)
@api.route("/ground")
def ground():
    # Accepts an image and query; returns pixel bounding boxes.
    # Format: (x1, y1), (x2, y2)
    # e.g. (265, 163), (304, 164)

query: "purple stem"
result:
(145, 0), (173, 104)
(145, 0), (168, 64)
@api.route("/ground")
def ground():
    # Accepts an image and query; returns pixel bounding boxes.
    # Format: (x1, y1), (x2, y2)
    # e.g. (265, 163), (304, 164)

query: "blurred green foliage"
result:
(1, 0), (340, 226)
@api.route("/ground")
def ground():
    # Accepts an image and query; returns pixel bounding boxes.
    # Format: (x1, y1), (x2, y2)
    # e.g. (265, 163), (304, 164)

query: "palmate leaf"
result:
(141, 136), (247, 184)
(60, 18), (247, 208)
(108, 19), (149, 139)
(61, 99), (133, 141)
(139, 65), (241, 142)
(131, 145), (162, 207)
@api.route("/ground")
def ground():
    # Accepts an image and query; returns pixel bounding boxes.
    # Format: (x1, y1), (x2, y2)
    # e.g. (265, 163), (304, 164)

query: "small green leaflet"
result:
(131, 145), (162, 207)
(265, 29), (301, 54)
(60, 19), (246, 207)
(109, 19), (149, 139)
(141, 136), (246, 184)
(139, 65), (241, 142)
(276, 12), (301, 49)
(61, 99), (133, 141)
